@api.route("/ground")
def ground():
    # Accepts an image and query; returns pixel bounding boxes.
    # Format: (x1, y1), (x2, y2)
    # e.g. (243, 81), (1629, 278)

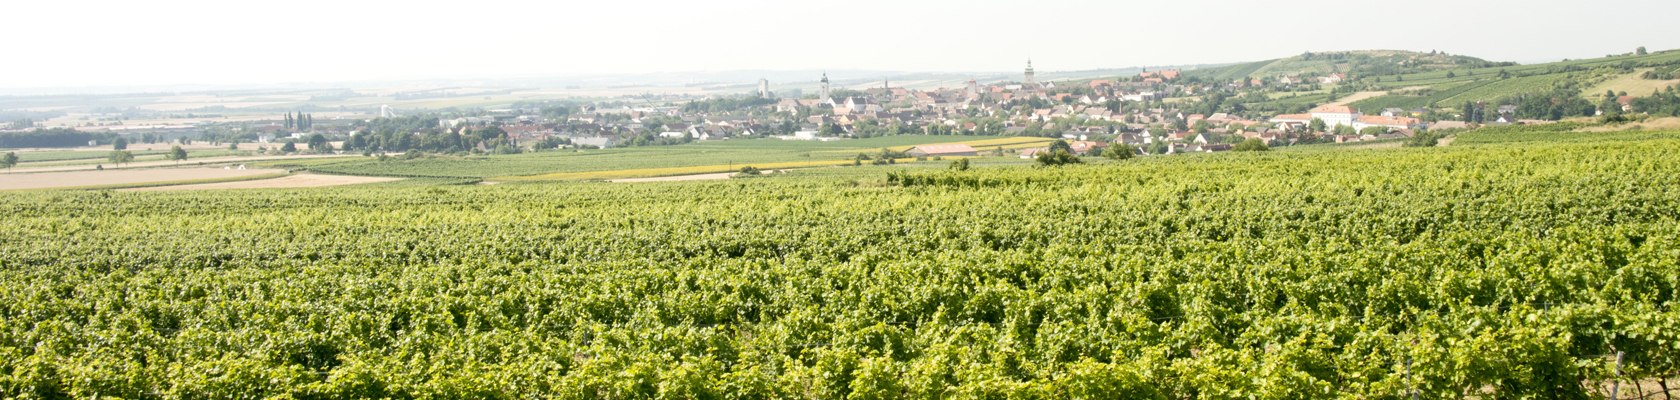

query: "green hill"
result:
(1346, 49), (1680, 112)
(1187, 50), (1500, 81)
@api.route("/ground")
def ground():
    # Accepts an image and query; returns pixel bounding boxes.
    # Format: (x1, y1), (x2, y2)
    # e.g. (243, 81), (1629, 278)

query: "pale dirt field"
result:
(0, 168), (285, 190)
(1, 154), (356, 174)
(1345, 141), (1403, 149)
(608, 170), (785, 183)
(127, 173), (400, 191)
(1583, 69), (1680, 99)
(1327, 91), (1387, 107)
(1578, 117), (1680, 132)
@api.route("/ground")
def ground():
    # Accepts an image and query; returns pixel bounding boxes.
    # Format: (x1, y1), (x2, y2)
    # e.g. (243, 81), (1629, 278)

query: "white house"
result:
(1309, 104), (1358, 129)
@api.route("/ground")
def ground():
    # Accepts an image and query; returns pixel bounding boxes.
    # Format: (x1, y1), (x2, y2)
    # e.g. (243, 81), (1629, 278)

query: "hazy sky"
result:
(5, 0), (1678, 89)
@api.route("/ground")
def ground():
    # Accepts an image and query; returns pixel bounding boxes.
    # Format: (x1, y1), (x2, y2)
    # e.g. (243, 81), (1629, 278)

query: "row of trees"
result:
(100, 146), (189, 168)
(343, 117), (516, 154)
(284, 112), (314, 131)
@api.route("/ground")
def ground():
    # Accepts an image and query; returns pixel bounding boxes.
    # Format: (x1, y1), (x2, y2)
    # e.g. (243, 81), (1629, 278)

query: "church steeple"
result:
(1024, 59), (1037, 87)
(819, 72), (832, 101)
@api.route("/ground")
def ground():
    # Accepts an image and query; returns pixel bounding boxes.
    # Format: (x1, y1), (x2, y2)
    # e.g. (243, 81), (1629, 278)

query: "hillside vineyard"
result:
(2, 133), (1678, 398)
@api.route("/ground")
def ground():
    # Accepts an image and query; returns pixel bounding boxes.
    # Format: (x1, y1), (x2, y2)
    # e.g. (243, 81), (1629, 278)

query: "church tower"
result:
(820, 72), (832, 101)
(1024, 59), (1037, 87)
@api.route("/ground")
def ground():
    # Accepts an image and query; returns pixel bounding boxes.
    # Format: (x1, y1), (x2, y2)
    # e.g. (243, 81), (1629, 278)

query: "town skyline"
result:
(6, 0), (1680, 90)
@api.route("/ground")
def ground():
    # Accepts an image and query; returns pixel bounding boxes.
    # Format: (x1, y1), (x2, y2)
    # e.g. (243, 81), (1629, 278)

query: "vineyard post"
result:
(1610, 351), (1625, 400)
(1406, 357), (1417, 400)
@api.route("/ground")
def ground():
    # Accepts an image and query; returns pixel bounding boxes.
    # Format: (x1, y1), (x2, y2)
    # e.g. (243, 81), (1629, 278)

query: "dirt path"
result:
(0, 154), (356, 174)
(0, 168), (286, 190)
(126, 173), (400, 191)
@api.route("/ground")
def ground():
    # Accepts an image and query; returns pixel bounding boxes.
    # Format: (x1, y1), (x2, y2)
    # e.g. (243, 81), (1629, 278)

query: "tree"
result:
(1233, 138), (1269, 151)
(1, 152), (16, 171)
(1049, 139), (1073, 154)
(949, 158), (970, 171)
(1637, 46), (1648, 56)
(229, 142), (239, 150)
(1404, 130), (1439, 147)
(307, 134), (328, 151)
(281, 141), (298, 153)
(108, 150), (133, 166)
(1308, 118), (1327, 133)
(168, 146), (187, 165)
(284, 113), (294, 129)
(1104, 145), (1134, 160)
(1334, 124), (1357, 135)
(1148, 141), (1169, 155)
(1446, 71), (1457, 78)
(1462, 102), (1476, 123)
(1035, 150), (1082, 166)
(113, 137), (128, 151)
(1358, 126), (1389, 136)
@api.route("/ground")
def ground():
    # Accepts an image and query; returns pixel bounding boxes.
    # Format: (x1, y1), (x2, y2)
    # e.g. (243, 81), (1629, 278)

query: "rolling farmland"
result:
(2, 127), (1676, 398)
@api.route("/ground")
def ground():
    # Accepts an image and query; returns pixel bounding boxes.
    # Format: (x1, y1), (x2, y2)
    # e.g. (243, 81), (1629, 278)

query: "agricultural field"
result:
(1256, 49), (1680, 113)
(6, 148), (248, 168)
(125, 173), (402, 191)
(1585, 69), (1680, 99)
(0, 168), (286, 190)
(1, 126), (1676, 398)
(285, 136), (1053, 180)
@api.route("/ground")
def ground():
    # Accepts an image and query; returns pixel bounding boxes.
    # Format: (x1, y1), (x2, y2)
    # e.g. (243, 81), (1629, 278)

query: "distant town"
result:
(5, 48), (1678, 160)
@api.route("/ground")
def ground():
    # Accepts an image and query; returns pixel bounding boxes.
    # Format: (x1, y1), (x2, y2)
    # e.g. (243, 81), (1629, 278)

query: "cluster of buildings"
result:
(1269, 104), (1420, 132)
(419, 60), (1437, 153)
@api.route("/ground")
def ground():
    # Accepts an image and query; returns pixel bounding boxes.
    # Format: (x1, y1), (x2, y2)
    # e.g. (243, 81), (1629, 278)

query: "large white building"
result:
(1309, 105), (1357, 129)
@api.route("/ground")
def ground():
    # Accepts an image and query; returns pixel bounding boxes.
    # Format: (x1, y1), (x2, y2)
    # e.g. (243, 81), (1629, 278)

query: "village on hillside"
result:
(8, 48), (1678, 159)
(458, 61), (1437, 157)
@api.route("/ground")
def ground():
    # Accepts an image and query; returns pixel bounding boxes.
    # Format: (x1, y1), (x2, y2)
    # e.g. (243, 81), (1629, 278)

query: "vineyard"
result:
(2, 129), (1678, 398)
(277, 135), (1041, 180)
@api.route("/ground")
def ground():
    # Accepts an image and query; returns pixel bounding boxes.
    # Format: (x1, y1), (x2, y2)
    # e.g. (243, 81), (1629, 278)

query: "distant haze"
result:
(5, 0), (1678, 91)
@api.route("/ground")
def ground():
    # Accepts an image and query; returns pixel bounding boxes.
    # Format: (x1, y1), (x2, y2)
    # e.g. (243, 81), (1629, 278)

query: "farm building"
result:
(905, 144), (978, 157)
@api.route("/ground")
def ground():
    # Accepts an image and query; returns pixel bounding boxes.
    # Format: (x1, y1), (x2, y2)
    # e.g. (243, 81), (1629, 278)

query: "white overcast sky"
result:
(4, 0), (1678, 89)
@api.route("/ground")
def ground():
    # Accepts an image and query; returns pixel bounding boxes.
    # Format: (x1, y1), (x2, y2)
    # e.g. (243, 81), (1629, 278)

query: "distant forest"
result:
(0, 128), (114, 148)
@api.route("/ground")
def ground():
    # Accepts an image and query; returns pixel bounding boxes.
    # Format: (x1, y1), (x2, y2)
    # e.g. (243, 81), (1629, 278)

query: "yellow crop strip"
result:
(881, 136), (1055, 152)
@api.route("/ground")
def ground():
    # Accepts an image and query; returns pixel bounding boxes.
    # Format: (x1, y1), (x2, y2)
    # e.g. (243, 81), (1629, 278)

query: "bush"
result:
(949, 158), (970, 171)
(1035, 150), (1082, 166)
(1233, 138), (1270, 152)
(1403, 131), (1440, 147)
(1104, 145), (1134, 160)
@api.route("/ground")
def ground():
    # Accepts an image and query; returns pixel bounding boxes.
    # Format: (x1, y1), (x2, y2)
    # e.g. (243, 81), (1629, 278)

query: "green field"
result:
(2, 126), (1677, 398)
(281, 136), (1048, 179)
(7, 148), (248, 167)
